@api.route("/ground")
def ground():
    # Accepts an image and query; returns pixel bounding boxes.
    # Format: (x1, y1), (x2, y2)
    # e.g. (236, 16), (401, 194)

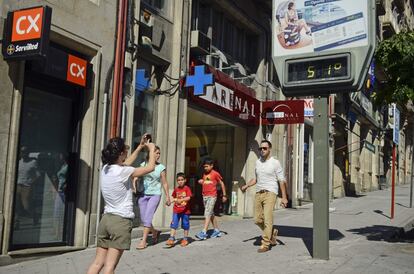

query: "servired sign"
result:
(262, 100), (304, 125)
(67, 54), (87, 87)
(2, 6), (51, 60)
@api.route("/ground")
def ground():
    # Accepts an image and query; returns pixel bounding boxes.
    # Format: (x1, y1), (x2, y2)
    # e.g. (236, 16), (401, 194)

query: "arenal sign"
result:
(2, 6), (52, 60)
(187, 65), (260, 125)
(262, 100), (305, 125)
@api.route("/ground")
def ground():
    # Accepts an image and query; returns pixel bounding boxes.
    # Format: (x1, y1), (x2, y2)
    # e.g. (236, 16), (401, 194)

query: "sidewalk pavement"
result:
(1, 184), (413, 274)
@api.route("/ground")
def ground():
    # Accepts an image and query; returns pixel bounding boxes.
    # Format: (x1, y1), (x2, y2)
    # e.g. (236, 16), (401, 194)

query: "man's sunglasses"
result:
(259, 147), (269, 151)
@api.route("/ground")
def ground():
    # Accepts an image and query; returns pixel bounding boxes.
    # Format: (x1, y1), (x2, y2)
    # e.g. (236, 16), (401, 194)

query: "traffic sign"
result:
(393, 104), (400, 145)
(272, 0), (376, 96)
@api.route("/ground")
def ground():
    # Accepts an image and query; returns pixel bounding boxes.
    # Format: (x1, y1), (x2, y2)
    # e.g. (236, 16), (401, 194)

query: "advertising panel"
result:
(273, 0), (368, 57)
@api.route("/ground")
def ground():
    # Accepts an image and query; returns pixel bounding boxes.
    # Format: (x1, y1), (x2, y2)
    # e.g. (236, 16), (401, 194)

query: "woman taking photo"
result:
(87, 134), (155, 274)
(135, 145), (171, 249)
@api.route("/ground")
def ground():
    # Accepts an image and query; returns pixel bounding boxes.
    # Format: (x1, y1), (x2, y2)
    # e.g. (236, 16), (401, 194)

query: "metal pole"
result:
(391, 144), (396, 219)
(313, 96), (329, 260)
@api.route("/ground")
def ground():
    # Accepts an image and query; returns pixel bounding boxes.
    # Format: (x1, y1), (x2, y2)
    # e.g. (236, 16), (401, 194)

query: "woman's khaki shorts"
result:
(203, 196), (217, 217)
(97, 213), (132, 250)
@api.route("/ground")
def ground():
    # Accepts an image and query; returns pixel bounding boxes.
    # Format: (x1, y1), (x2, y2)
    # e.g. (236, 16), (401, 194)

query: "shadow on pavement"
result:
(242, 225), (344, 256)
(373, 209), (391, 219)
(348, 225), (414, 243)
(396, 203), (411, 208)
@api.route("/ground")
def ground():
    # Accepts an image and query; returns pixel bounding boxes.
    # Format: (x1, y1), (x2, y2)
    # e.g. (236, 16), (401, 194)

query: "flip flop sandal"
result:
(135, 243), (148, 250)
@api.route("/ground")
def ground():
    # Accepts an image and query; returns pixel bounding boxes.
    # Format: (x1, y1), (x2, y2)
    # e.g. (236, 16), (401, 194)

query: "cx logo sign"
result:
(67, 54), (87, 87)
(11, 7), (43, 42)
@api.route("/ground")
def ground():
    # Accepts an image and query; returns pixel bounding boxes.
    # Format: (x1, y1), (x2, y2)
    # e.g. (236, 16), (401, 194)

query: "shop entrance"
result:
(185, 108), (234, 215)
(10, 69), (81, 250)
(303, 124), (314, 201)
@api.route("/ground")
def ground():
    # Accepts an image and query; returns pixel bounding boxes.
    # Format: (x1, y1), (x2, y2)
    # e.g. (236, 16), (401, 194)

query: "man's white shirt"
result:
(255, 156), (286, 194)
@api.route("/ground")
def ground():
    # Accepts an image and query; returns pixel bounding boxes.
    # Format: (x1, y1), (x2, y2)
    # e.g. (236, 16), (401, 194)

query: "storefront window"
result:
(132, 84), (155, 227)
(186, 125), (234, 215)
(10, 81), (79, 249)
(132, 90), (155, 163)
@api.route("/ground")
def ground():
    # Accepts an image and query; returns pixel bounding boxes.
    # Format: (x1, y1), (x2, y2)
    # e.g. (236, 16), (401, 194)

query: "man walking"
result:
(241, 140), (288, 253)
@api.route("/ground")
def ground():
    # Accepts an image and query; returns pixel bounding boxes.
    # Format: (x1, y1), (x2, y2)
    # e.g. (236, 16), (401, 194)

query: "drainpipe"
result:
(117, 1), (128, 137)
(96, 93), (108, 244)
(111, 0), (128, 138)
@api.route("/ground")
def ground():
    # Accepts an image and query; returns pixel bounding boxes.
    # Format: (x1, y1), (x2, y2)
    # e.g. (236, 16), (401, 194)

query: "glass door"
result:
(185, 125), (234, 215)
(10, 72), (81, 249)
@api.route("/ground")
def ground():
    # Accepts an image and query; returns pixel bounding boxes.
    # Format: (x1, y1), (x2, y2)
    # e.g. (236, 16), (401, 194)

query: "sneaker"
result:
(195, 231), (208, 240)
(270, 228), (278, 246)
(166, 237), (175, 247)
(180, 239), (189, 247)
(210, 229), (222, 238)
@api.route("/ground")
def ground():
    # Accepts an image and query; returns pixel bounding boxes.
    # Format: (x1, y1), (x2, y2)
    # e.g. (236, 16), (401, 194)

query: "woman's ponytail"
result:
(101, 137), (126, 165)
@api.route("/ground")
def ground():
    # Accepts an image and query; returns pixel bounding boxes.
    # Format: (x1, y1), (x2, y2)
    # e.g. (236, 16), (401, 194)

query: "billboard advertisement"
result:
(273, 0), (368, 57)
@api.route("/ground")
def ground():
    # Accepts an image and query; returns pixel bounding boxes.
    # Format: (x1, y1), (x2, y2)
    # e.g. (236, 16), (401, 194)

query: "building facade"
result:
(0, 0), (117, 258)
(0, 0), (413, 262)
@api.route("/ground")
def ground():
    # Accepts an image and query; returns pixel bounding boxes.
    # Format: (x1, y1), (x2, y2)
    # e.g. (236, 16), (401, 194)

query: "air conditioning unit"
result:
(139, 9), (153, 48)
(191, 30), (211, 56)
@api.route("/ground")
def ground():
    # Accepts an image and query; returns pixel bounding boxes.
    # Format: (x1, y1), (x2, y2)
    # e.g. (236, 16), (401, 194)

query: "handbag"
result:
(136, 177), (145, 195)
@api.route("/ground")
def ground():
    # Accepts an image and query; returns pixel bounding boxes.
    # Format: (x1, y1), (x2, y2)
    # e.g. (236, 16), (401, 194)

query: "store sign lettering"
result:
(233, 96), (256, 117)
(12, 7), (43, 42)
(70, 62), (85, 78)
(200, 82), (258, 121)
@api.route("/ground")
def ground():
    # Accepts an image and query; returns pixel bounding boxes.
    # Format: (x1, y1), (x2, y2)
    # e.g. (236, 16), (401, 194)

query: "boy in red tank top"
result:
(195, 158), (227, 240)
